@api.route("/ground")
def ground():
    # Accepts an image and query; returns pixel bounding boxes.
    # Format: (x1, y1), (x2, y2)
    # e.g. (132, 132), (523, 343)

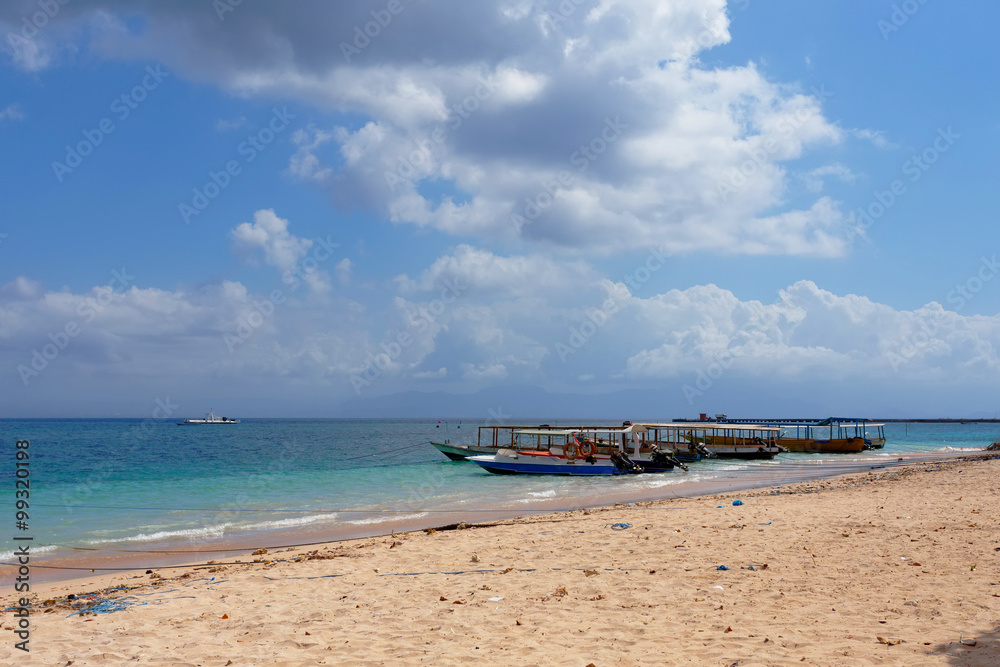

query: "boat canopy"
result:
(513, 429), (577, 436)
(639, 423), (781, 433)
(816, 417), (879, 426)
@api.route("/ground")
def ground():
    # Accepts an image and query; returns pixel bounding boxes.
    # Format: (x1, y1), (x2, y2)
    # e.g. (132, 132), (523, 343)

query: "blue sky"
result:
(2, 0), (1000, 418)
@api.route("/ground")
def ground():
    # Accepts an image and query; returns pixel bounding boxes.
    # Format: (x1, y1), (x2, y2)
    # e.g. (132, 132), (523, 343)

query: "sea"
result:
(1, 418), (994, 582)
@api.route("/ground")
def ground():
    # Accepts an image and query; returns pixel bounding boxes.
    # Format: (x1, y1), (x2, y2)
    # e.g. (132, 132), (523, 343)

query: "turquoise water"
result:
(0, 418), (994, 568)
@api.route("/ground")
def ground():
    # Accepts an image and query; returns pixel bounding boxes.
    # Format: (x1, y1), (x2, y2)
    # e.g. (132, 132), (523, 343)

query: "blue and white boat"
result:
(177, 410), (240, 425)
(467, 426), (680, 476)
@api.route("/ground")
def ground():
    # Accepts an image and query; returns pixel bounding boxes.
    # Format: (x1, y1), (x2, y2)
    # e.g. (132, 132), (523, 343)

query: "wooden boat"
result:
(468, 429), (629, 476)
(708, 417), (887, 451)
(637, 423), (784, 460)
(824, 418), (886, 448)
(467, 425), (686, 476)
(770, 419), (890, 453)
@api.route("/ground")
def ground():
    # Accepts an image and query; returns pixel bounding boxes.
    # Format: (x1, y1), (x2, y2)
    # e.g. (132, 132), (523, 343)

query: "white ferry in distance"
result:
(177, 410), (240, 425)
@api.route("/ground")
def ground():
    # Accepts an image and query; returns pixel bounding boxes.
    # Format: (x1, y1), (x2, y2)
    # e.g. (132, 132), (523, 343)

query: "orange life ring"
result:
(577, 440), (595, 457)
(564, 443), (579, 460)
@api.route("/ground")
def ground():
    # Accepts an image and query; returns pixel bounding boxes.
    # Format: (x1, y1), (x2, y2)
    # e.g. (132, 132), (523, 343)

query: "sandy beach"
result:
(3, 453), (999, 665)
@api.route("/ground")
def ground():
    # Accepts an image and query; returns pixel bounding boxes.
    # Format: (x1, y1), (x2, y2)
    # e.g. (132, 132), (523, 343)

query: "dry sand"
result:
(3, 454), (999, 665)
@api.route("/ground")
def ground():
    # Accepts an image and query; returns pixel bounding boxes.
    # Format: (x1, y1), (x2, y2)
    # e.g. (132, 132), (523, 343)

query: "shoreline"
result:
(3, 450), (972, 586)
(3, 452), (999, 664)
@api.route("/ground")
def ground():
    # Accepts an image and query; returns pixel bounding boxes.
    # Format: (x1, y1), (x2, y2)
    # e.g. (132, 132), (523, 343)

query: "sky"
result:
(2, 0), (1000, 419)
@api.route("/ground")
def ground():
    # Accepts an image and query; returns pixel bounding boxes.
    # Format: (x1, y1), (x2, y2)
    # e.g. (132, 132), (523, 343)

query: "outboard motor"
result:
(690, 441), (716, 459)
(667, 453), (689, 471)
(650, 448), (688, 472)
(610, 450), (643, 474)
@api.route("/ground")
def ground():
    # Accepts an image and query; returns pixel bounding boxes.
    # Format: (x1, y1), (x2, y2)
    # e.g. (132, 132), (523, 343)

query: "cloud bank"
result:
(2, 0), (850, 256)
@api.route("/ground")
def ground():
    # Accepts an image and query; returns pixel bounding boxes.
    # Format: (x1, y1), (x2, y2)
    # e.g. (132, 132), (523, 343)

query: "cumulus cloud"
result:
(373, 248), (1000, 398)
(230, 209), (334, 295)
(231, 209), (312, 272)
(3, 248), (1000, 412)
(619, 280), (1000, 386)
(0, 273), (372, 411)
(1, 0), (851, 256)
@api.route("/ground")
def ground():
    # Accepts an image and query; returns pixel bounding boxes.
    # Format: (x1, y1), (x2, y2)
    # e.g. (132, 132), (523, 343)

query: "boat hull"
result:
(467, 454), (623, 476)
(777, 437), (866, 453)
(704, 446), (781, 460)
(430, 441), (498, 460)
(176, 421), (240, 425)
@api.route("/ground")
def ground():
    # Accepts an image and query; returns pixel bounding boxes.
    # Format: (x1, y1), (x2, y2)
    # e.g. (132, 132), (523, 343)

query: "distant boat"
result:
(177, 410), (240, 425)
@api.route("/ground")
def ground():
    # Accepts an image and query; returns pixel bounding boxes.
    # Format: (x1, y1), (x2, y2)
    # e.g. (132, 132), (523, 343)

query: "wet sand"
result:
(2, 453), (999, 665)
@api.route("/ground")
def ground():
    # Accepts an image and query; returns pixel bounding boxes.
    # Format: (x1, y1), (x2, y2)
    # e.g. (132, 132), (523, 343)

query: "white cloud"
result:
(8, 1), (851, 256)
(852, 128), (897, 150)
(800, 163), (858, 193)
(378, 247), (1000, 394)
(394, 244), (592, 295)
(335, 258), (352, 285)
(461, 362), (508, 380)
(619, 280), (1000, 383)
(413, 367), (447, 379)
(4, 252), (1000, 412)
(231, 209), (312, 272)
(0, 103), (24, 122)
(230, 209), (335, 295)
